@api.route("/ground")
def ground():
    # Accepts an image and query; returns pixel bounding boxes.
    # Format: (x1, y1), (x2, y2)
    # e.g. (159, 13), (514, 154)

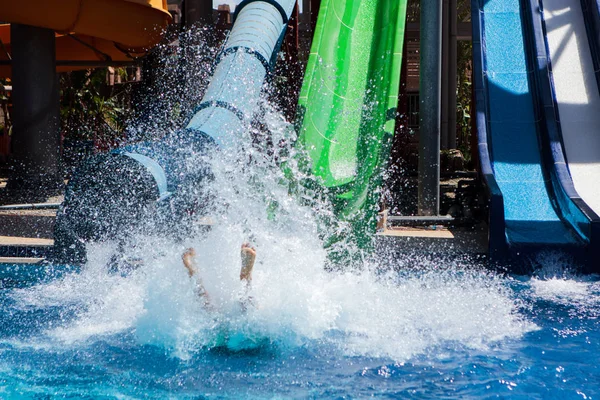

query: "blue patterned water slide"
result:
(472, 0), (586, 265)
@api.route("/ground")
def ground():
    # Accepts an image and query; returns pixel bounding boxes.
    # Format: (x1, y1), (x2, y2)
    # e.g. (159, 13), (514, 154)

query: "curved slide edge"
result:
(471, 0), (508, 260)
(523, 0), (600, 271)
(471, 0), (586, 270)
(576, 0), (600, 270)
(542, 0), (600, 219)
(583, 0), (600, 94)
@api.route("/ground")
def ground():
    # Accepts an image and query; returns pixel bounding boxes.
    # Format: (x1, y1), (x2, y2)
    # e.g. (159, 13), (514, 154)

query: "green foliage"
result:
(456, 40), (472, 164)
(59, 68), (132, 145)
(404, 0), (473, 164)
(406, 0), (419, 22)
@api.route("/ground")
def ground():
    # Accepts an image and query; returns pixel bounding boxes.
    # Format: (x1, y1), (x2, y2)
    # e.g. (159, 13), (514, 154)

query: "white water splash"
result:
(10, 240), (536, 361)
(526, 250), (600, 310)
(8, 69), (538, 362)
(10, 121), (537, 362)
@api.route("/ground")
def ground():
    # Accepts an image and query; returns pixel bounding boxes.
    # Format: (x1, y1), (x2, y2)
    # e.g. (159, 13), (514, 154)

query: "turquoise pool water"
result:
(0, 253), (598, 399)
(2, 137), (600, 398)
(2, 80), (597, 397)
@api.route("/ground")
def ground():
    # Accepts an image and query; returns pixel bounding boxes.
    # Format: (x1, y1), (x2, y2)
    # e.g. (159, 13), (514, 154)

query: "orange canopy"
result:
(0, 0), (172, 76)
(0, 0), (171, 49)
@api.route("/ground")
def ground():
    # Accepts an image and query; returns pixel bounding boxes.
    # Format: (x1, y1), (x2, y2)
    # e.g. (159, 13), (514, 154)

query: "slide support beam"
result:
(8, 23), (61, 195)
(418, 0), (442, 215)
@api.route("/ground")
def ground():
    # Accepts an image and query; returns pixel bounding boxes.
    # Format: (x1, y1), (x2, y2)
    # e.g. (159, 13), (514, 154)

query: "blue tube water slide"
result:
(54, 0), (297, 263)
(186, 0), (296, 149)
(472, 0), (592, 271)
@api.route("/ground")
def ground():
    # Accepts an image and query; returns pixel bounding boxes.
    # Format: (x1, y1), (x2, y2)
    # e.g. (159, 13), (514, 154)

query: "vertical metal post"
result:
(448, 0), (458, 149)
(8, 24), (61, 194)
(418, 0), (442, 216)
(301, 0), (311, 23)
(310, 0), (321, 32)
(441, 0), (449, 150)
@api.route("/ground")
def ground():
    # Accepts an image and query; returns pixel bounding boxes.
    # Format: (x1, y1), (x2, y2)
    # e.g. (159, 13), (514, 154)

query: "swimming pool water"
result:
(1, 95), (598, 398)
(0, 255), (598, 399)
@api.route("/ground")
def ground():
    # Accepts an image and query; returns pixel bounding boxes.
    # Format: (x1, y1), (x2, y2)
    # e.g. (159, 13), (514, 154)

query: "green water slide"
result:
(296, 0), (408, 245)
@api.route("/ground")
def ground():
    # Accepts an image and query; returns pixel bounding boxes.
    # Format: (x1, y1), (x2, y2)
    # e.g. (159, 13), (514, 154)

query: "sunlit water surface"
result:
(1, 142), (598, 398)
(1, 253), (599, 398)
(1, 34), (599, 400)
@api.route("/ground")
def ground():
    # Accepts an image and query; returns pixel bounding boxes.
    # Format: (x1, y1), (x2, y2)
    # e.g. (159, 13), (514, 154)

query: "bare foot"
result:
(240, 243), (257, 312)
(182, 247), (212, 308)
(240, 243), (256, 283)
(182, 248), (197, 277)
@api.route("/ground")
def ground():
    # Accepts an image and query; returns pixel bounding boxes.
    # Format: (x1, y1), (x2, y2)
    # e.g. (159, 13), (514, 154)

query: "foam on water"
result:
(3, 29), (600, 399)
(10, 243), (538, 361)
(527, 250), (600, 310)
(6, 103), (538, 362)
(9, 244), (146, 345)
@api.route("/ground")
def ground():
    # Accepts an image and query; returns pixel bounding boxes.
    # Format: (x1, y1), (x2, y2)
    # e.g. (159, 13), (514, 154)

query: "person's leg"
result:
(240, 243), (256, 284)
(239, 243), (257, 311)
(182, 248), (211, 308)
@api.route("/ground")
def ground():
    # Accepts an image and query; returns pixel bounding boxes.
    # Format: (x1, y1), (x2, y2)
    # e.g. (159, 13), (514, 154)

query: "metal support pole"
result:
(448, 0), (458, 149)
(301, 0), (311, 24)
(310, 0), (321, 32)
(8, 24), (61, 194)
(418, 0), (442, 216)
(441, 0), (449, 150)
